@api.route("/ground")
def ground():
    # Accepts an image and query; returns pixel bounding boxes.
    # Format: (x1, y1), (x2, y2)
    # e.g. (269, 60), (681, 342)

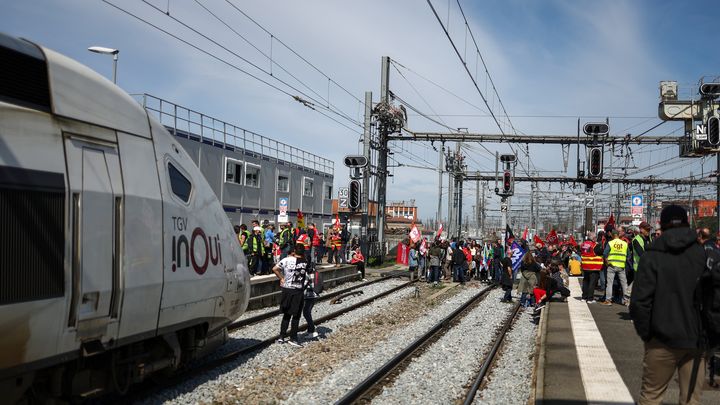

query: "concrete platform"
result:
(537, 277), (720, 404)
(248, 263), (360, 310)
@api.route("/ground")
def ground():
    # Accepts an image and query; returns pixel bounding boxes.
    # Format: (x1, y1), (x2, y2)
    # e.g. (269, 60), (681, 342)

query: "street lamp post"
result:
(88, 46), (119, 84)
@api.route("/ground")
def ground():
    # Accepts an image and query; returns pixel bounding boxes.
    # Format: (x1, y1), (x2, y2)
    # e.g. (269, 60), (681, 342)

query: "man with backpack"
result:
(630, 205), (707, 404)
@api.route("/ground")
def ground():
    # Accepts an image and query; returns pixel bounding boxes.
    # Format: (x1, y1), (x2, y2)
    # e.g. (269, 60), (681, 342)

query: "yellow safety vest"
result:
(607, 239), (628, 269)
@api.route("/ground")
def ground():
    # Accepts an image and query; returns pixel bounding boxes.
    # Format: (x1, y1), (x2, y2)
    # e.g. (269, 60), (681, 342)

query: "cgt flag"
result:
(568, 235), (578, 247)
(436, 223), (444, 239)
(521, 227), (529, 241)
(533, 234), (546, 247)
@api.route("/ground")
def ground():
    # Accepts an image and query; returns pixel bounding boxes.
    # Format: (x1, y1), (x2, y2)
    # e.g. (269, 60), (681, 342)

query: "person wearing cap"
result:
(248, 225), (265, 276)
(278, 222), (294, 260)
(632, 222), (653, 274)
(630, 205), (707, 404)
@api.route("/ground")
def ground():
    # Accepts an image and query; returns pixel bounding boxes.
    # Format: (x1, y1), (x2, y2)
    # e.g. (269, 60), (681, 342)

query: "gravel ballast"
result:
(283, 285), (505, 404)
(373, 288), (514, 404)
(474, 308), (538, 405)
(136, 278), (412, 404)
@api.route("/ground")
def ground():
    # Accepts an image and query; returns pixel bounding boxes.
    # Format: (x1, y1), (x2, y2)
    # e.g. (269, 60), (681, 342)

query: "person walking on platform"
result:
(601, 229), (629, 306)
(630, 205), (707, 405)
(580, 234), (603, 303)
(248, 226), (265, 276)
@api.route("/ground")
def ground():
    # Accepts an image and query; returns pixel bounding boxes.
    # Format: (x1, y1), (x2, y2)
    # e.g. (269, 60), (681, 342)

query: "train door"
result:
(64, 136), (123, 339)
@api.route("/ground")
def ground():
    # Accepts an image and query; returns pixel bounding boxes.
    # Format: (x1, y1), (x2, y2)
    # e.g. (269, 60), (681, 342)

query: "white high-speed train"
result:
(0, 33), (251, 401)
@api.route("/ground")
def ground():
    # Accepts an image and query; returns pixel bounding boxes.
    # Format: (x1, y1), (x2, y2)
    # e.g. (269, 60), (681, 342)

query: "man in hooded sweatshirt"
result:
(630, 205), (707, 405)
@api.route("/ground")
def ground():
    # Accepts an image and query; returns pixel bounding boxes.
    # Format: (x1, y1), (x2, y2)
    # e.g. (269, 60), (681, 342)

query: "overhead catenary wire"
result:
(103, 0), (364, 136)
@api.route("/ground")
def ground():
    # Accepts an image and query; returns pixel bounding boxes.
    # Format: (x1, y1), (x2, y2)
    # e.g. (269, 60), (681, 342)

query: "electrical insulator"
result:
(708, 116), (720, 146)
(349, 180), (361, 210)
(588, 147), (603, 178)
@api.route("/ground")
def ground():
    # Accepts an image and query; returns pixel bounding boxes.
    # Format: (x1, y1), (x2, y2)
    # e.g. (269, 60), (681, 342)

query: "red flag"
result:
(334, 213), (341, 230)
(409, 223), (421, 243)
(569, 235), (578, 247)
(533, 235), (546, 247)
(605, 214), (616, 231)
(436, 223), (443, 239)
(521, 227), (529, 241)
(546, 229), (559, 245)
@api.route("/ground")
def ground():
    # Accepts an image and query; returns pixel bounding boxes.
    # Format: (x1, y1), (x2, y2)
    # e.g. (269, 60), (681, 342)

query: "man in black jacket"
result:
(630, 205), (706, 405)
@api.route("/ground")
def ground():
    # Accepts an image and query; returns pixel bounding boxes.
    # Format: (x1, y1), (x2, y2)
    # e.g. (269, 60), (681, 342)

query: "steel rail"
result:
(120, 280), (417, 402)
(334, 285), (496, 405)
(228, 276), (395, 330)
(463, 302), (522, 405)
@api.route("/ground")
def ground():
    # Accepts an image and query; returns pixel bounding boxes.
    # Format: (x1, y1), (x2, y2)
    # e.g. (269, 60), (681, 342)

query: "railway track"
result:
(121, 279), (416, 403)
(462, 302), (522, 404)
(334, 284), (497, 404)
(228, 276), (396, 331)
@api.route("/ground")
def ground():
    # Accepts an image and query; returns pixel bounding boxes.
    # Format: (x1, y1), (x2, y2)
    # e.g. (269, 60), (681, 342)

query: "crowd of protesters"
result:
(233, 218), (360, 277)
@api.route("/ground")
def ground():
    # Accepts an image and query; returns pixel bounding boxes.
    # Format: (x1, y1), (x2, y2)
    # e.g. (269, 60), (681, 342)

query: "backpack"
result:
(699, 245), (720, 348)
(309, 263), (323, 295)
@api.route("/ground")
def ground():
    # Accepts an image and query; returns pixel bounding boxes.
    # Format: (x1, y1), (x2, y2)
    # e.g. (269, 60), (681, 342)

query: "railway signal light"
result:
(348, 180), (361, 210)
(343, 155), (368, 168)
(501, 170), (513, 196)
(700, 83), (720, 99)
(708, 116), (720, 146)
(583, 123), (609, 136)
(588, 147), (603, 178)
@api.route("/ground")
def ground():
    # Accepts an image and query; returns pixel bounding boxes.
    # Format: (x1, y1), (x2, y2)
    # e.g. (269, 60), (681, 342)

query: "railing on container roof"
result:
(133, 94), (334, 177)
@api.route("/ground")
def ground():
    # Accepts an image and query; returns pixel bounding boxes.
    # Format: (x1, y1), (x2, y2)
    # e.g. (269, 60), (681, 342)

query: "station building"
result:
(138, 94), (335, 226)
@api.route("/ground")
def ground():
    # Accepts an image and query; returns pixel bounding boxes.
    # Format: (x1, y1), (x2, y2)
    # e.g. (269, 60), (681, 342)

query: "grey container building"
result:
(138, 94), (334, 226)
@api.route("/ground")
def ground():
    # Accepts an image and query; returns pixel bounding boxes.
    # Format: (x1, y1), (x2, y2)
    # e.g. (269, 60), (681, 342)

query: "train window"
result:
(277, 172), (290, 192)
(225, 158), (243, 184)
(0, 166), (64, 305)
(324, 183), (333, 200)
(245, 163), (260, 188)
(303, 177), (314, 197)
(168, 162), (192, 202)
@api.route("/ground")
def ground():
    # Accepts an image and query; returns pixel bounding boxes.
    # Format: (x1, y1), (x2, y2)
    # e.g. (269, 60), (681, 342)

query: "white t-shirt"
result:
(277, 256), (307, 289)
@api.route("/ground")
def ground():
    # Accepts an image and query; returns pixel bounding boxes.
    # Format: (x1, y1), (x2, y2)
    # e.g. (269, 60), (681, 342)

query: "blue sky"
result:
(3, 0), (718, 227)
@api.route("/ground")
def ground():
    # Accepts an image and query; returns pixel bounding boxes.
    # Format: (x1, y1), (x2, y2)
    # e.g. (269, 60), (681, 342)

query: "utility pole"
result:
(530, 181), (535, 231)
(437, 144), (444, 231)
(480, 182), (486, 236)
(475, 179), (480, 234)
(376, 56), (390, 259)
(447, 148), (455, 238)
(361, 91), (372, 258)
(455, 142), (463, 238)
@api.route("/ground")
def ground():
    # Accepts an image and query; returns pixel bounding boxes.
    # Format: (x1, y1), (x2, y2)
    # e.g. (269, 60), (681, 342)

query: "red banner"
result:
(396, 242), (409, 265)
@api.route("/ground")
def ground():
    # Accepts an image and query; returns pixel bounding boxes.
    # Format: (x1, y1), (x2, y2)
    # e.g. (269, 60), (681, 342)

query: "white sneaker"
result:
(276, 337), (289, 344)
(306, 331), (319, 339)
(288, 340), (303, 348)
(586, 299), (596, 304)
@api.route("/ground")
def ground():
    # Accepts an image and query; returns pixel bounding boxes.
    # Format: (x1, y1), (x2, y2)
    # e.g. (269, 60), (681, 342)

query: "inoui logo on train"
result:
(171, 216), (222, 275)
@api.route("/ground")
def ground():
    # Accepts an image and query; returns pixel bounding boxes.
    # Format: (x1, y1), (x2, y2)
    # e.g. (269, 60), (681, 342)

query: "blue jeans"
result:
(453, 264), (467, 283)
(429, 265), (440, 283)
